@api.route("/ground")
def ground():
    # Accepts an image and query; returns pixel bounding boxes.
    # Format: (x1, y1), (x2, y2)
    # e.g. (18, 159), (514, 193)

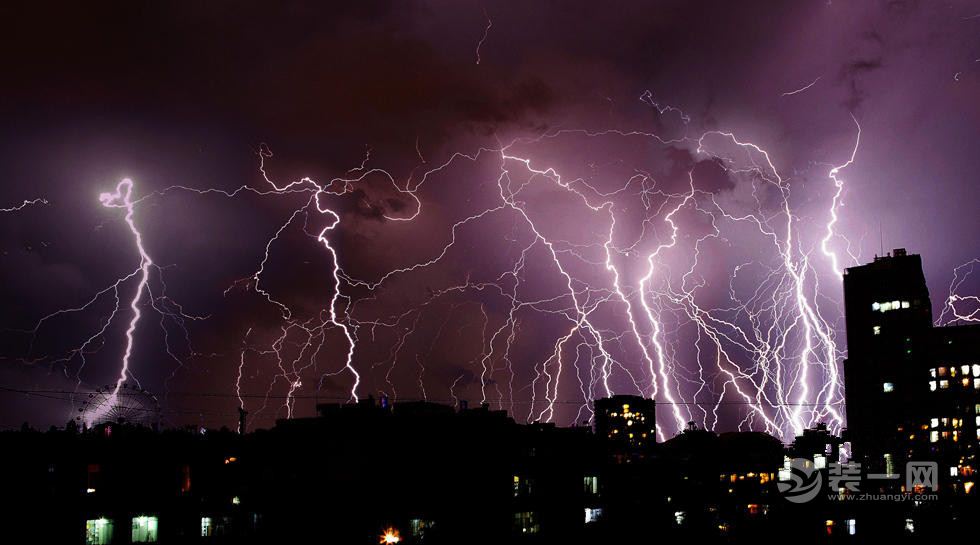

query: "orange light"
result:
(380, 528), (401, 544)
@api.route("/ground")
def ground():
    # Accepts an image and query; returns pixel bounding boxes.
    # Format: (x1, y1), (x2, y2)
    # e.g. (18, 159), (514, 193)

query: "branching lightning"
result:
(1, 198), (48, 213)
(7, 95), (886, 441)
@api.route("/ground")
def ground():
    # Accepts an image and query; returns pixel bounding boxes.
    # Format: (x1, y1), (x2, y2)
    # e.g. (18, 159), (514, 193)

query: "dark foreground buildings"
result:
(843, 248), (980, 535)
(3, 249), (978, 543)
(844, 250), (980, 490)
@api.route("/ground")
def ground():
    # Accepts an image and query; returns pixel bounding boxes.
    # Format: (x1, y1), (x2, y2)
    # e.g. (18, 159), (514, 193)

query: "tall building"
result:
(593, 395), (656, 457)
(843, 249), (980, 497)
(843, 248), (933, 473)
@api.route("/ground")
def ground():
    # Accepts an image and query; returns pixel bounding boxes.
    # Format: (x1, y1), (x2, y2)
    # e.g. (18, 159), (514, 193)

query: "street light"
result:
(380, 527), (401, 544)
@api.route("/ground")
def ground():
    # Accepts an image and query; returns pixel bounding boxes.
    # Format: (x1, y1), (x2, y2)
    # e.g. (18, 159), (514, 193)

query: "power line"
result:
(0, 385), (843, 406)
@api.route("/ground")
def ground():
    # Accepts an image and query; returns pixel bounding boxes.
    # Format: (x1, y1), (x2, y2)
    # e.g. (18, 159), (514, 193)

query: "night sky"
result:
(1, 1), (978, 436)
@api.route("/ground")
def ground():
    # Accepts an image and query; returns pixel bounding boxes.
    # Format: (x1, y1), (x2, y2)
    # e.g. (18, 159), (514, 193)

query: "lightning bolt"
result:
(1, 198), (48, 212)
(7, 93), (873, 441)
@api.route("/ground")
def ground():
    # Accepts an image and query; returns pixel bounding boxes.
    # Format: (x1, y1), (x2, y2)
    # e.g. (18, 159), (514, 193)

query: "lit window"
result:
(410, 519), (434, 537)
(584, 475), (599, 495)
(905, 518), (915, 534)
(973, 365), (980, 377)
(584, 507), (604, 524)
(882, 382), (894, 393)
(940, 380), (949, 389)
(513, 475), (533, 497)
(901, 301), (910, 309)
(974, 378), (980, 389)
(881, 302), (892, 312)
(131, 516), (158, 543)
(929, 368), (936, 378)
(931, 418), (939, 428)
(86, 518), (113, 545)
(814, 454), (826, 469)
(963, 378), (971, 388)
(891, 300), (900, 310)
(513, 512), (539, 534)
(674, 511), (687, 525)
(950, 466), (959, 477)
(929, 381), (937, 391)
(847, 519), (856, 536)
(938, 367), (947, 377)
(963, 365), (972, 376)
(872, 302), (880, 311)
(201, 517), (212, 538)
(180, 465), (191, 494)
(930, 431), (939, 443)
(873, 326), (881, 335)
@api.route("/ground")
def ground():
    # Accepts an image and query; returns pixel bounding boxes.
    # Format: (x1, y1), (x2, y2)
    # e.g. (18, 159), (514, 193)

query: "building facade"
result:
(842, 249), (979, 533)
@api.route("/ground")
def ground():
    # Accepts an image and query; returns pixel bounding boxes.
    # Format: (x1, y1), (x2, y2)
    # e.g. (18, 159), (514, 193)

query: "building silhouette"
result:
(593, 394), (655, 459)
(5, 249), (980, 543)
(844, 249), (980, 495)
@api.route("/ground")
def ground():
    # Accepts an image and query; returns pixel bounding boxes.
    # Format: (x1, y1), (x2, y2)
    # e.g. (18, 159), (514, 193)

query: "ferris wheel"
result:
(78, 382), (162, 428)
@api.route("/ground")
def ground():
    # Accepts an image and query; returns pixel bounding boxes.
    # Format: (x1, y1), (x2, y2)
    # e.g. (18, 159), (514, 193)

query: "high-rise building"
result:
(843, 249), (980, 496)
(593, 395), (656, 456)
